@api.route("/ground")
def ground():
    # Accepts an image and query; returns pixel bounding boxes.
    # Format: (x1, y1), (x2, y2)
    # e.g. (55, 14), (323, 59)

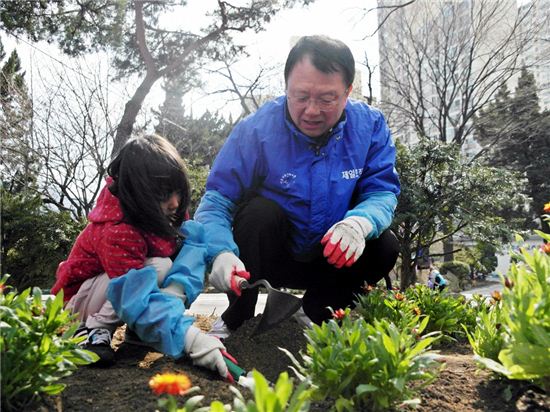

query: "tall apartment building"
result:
(377, 0), (538, 156)
(519, 0), (550, 110)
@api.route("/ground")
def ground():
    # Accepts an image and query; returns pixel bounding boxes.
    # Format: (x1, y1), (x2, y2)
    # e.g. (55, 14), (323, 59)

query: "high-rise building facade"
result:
(519, 0), (550, 110)
(377, 0), (543, 156)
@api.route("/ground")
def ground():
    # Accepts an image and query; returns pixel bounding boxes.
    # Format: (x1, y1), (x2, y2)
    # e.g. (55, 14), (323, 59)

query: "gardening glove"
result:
(160, 282), (186, 305)
(185, 326), (228, 379)
(321, 216), (373, 269)
(210, 252), (250, 296)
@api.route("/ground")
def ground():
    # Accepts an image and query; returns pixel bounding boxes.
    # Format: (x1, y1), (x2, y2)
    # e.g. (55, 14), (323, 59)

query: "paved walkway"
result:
(186, 281), (503, 317)
(461, 281), (503, 299)
(186, 293), (268, 317)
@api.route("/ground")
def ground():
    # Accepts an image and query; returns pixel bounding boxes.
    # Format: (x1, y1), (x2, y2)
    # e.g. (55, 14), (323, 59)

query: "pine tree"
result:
(475, 67), (550, 229)
(0, 41), (36, 193)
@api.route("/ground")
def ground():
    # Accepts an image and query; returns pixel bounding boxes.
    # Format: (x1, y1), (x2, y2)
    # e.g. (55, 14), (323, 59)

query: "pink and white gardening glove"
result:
(321, 216), (373, 269)
(210, 252), (250, 296)
(184, 326), (229, 379)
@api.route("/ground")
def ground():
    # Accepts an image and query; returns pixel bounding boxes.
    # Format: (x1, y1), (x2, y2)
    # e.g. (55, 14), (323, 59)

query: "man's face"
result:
(286, 56), (351, 138)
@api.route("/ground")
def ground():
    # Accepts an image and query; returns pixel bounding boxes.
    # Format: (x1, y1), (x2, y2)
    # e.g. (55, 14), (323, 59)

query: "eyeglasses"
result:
(286, 90), (348, 112)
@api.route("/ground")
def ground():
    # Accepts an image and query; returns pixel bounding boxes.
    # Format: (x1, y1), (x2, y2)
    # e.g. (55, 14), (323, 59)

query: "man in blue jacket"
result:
(196, 35), (400, 335)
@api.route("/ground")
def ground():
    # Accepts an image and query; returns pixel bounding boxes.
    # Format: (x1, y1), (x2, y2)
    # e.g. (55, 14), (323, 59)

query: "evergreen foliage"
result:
(392, 137), (526, 287)
(476, 68), (550, 230)
(1, 188), (83, 290)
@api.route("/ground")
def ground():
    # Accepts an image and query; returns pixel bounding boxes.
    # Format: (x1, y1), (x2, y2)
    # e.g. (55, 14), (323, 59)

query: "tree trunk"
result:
(443, 237), (454, 262)
(111, 71), (161, 159)
(400, 244), (417, 289)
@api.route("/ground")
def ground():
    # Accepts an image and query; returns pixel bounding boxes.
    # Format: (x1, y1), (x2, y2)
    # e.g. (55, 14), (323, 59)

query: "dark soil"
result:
(33, 316), (549, 412)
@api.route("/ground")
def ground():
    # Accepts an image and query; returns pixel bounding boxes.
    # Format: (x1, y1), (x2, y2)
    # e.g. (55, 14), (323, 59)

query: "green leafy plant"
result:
(229, 370), (312, 412)
(286, 309), (442, 411)
(475, 232), (550, 390)
(464, 299), (505, 361)
(354, 286), (417, 329)
(0, 276), (98, 411)
(404, 284), (478, 341)
(151, 370), (311, 412)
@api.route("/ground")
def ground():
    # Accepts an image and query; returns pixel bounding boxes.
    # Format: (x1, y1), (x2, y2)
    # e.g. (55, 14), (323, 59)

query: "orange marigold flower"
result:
(332, 309), (346, 320)
(544, 202), (550, 213)
(362, 284), (375, 293)
(412, 306), (421, 316)
(394, 292), (405, 301)
(491, 290), (502, 302)
(541, 243), (550, 254)
(149, 373), (192, 396)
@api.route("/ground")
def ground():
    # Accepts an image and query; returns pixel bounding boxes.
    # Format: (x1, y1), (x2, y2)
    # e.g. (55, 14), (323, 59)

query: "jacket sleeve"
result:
(194, 190), (239, 264)
(160, 220), (207, 307)
(106, 266), (194, 359)
(344, 108), (400, 239)
(344, 191), (398, 240)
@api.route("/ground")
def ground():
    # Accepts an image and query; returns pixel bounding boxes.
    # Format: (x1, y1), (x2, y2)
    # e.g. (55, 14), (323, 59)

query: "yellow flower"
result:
(412, 306), (421, 316)
(394, 292), (405, 301)
(149, 373), (192, 396)
(491, 290), (502, 302)
(544, 202), (550, 213)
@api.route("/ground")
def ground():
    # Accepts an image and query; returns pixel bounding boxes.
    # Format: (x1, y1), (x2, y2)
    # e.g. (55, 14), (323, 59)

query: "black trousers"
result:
(221, 197), (399, 329)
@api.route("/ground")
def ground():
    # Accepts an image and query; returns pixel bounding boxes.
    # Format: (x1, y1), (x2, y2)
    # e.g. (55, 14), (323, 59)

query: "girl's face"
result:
(160, 192), (181, 220)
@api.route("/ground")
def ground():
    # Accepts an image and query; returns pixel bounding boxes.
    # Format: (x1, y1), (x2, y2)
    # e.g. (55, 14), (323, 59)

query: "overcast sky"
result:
(4, 0), (380, 119)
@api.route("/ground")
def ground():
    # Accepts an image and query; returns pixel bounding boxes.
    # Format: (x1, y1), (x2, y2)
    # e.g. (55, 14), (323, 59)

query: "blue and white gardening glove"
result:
(321, 216), (373, 269)
(185, 326), (228, 379)
(209, 252), (250, 296)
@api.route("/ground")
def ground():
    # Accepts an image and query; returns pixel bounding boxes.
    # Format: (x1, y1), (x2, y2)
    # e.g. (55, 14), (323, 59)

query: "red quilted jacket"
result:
(51, 178), (177, 302)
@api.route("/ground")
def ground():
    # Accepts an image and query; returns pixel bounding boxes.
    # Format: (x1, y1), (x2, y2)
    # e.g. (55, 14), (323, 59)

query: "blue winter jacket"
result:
(195, 96), (400, 262)
(106, 220), (207, 358)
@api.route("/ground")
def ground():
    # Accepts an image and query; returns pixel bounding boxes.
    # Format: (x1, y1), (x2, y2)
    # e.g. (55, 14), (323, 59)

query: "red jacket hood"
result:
(88, 177), (124, 223)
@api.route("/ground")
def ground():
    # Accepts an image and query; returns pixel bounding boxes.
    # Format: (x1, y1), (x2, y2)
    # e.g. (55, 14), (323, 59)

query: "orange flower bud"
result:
(544, 202), (550, 213)
(394, 292), (405, 301)
(332, 308), (346, 320)
(412, 307), (421, 316)
(541, 243), (550, 254)
(504, 276), (514, 289)
(149, 373), (192, 396)
(491, 290), (502, 302)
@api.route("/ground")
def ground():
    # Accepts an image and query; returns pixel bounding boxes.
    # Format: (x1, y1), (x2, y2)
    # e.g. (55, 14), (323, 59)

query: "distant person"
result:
(428, 264), (448, 292)
(52, 135), (228, 379)
(193, 35), (400, 338)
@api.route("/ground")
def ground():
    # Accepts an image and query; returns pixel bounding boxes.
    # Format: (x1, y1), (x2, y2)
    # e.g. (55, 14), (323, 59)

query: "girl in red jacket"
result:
(51, 134), (190, 365)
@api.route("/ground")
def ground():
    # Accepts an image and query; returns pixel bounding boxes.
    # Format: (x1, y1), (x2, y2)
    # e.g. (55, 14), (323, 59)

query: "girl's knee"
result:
(144, 257), (173, 285)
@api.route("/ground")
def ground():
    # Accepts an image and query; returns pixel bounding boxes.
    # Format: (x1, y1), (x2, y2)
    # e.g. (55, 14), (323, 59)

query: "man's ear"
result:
(346, 85), (353, 97)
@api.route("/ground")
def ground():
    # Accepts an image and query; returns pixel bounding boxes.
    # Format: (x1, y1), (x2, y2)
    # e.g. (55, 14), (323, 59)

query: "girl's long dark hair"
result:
(107, 134), (190, 238)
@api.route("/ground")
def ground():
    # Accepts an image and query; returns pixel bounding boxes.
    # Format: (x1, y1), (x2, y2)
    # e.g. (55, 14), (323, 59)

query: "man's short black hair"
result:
(284, 35), (355, 88)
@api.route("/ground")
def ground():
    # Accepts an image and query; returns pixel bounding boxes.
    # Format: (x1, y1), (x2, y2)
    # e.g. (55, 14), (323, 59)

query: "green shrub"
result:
(440, 260), (471, 289)
(0, 276), (98, 411)
(1, 188), (83, 290)
(286, 309), (442, 411)
(185, 162), (209, 216)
